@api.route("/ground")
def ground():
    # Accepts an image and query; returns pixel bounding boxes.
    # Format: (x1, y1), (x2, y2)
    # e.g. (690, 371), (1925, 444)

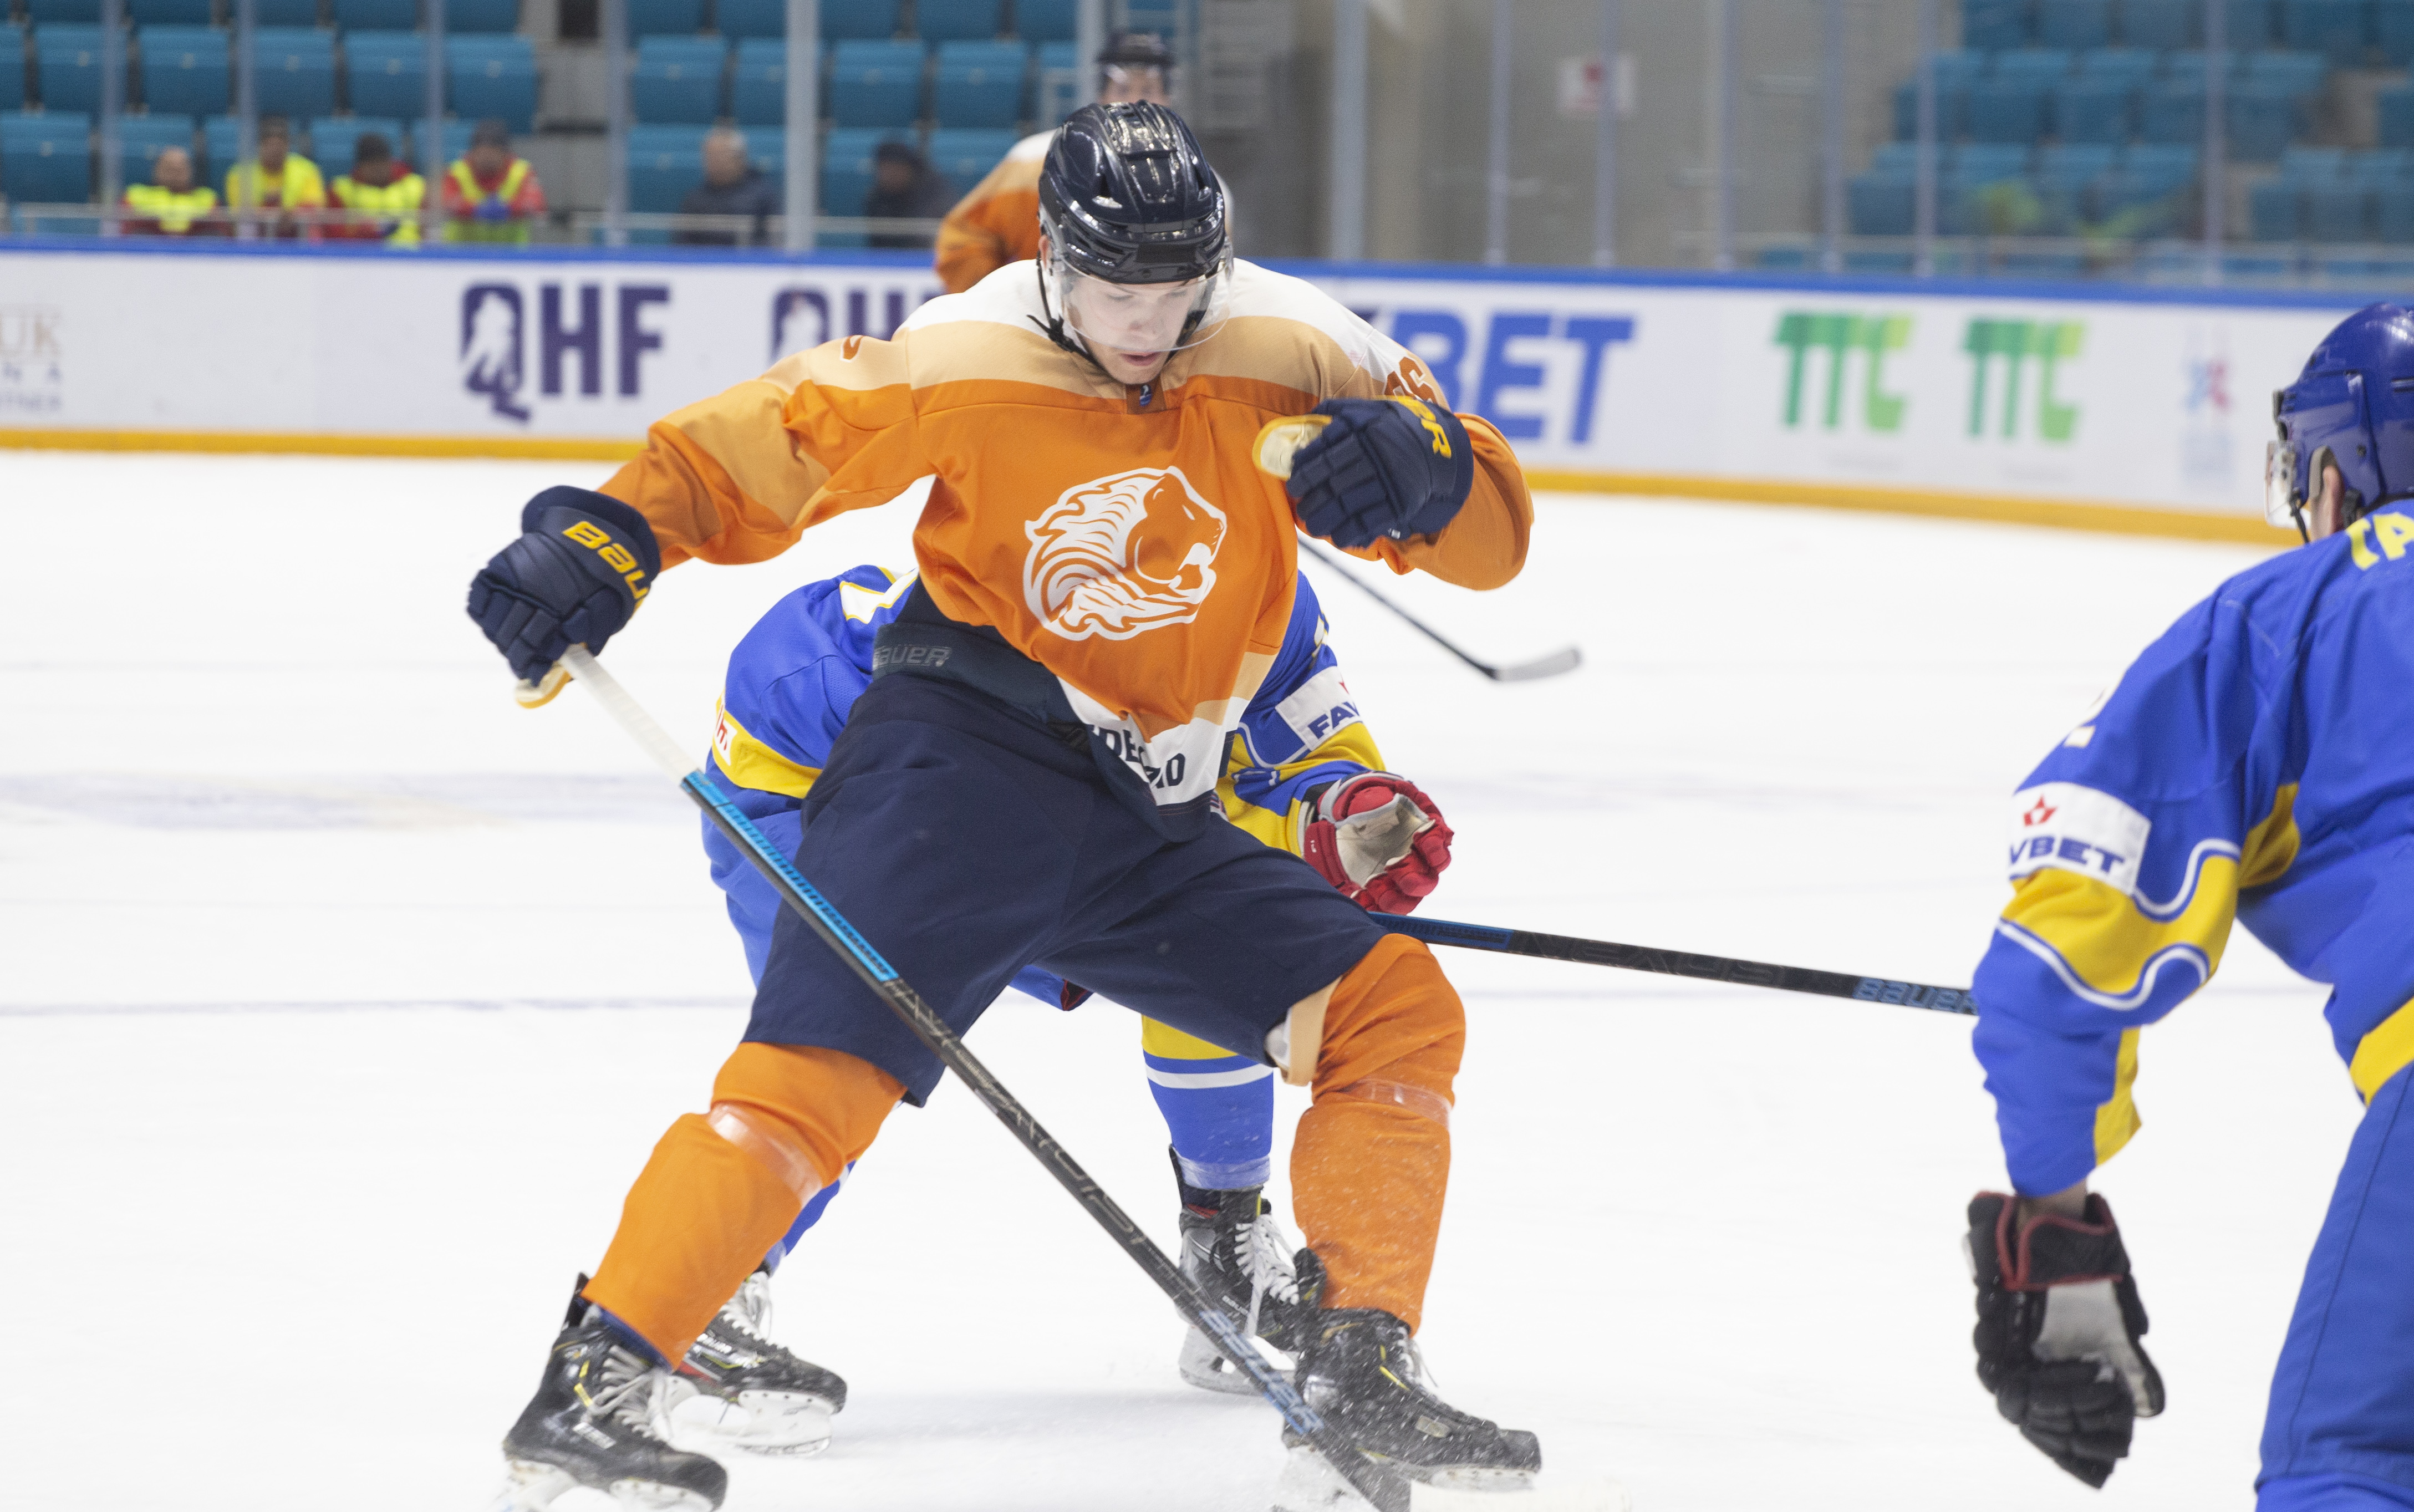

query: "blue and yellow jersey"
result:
(702, 564), (1381, 988)
(1972, 501), (2414, 1197)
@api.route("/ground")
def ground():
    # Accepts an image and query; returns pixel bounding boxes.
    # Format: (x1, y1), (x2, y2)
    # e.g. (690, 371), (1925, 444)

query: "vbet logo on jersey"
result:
(2006, 781), (2151, 895)
(1023, 467), (1229, 641)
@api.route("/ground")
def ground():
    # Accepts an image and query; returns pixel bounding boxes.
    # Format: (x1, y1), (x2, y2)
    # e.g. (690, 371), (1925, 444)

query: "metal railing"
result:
(3, 202), (946, 250)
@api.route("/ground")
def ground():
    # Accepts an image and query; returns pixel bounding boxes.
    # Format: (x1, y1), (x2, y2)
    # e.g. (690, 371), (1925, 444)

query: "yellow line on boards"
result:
(0, 429), (646, 462)
(1527, 470), (2298, 547)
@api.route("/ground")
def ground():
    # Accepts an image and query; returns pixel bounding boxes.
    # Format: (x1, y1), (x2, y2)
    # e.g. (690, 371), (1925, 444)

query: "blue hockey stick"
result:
(547, 647), (1415, 1512)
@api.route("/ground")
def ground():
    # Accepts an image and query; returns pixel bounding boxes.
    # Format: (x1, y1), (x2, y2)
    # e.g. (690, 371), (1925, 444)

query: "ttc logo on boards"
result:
(460, 281), (671, 424)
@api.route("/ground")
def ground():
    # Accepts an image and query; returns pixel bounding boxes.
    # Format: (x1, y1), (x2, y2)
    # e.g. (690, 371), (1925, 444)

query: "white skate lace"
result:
(723, 1271), (776, 1342)
(1236, 1211), (1301, 1342)
(590, 1345), (679, 1443)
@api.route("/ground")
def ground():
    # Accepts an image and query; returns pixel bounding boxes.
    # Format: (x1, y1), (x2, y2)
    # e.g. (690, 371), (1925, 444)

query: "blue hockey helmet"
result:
(2267, 302), (2414, 537)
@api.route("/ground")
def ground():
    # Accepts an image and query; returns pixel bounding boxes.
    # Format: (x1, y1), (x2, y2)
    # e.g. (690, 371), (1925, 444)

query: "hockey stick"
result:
(543, 647), (1417, 1512)
(1295, 536), (1582, 683)
(1375, 913), (1978, 1016)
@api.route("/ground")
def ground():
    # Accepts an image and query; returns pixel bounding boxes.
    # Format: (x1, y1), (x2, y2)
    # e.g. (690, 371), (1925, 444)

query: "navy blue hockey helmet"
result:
(2268, 302), (2414, 537)
(1036, 102), (1231, 359)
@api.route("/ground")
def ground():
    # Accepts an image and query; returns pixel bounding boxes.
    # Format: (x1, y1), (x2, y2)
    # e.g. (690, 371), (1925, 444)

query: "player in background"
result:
(466, 103), (1536, 1512)
(676, 560), (1452, 1448)
(1958, 303), (2414, 1507)
(932, 31), (1173, 294)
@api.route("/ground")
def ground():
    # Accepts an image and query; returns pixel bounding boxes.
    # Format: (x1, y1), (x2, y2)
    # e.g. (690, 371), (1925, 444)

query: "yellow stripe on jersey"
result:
(709, 699), (822, 800)
(2350, 998), (2414, 1102)
(2000, 785), (2299, 1001)
(1218, 721), (1388, 854)
(2093, 1027), (2142, 1167)
(1142, 1017), (1250, 1062)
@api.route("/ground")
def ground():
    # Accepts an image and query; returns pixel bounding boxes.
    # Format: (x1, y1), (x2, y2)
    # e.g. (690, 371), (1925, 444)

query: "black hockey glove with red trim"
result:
(1286, 397), (1474, 549)
(1967, 1192), (2165, 1488)
(467, 487), (660, 684)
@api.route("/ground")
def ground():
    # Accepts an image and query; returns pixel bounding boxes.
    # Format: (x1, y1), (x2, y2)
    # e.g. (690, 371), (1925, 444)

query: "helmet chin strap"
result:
(1028, 259), (1109, 375)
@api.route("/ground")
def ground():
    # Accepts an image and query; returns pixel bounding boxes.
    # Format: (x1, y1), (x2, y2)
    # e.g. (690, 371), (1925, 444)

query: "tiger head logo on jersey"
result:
(1022, 467), (1228, 640)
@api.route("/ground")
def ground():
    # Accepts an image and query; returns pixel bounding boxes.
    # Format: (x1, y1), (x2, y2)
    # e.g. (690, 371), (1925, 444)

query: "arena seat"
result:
(332, 0), (418, 31)
(631, 36), (726, 124)
(626, 120), (707, 212)
(2052, 77), (2132, 143)
(626, 0), (704, 39)
(139, 24), (231, 118)
(730, 35), (783, 123)
(2381, 85), (2414, 146)
(2381, 0), (2414, 64)
(445, 34), (535, 132)
(1014, 0), (1077, 43)
(2281, 0), (2369, 66)
(113, 111), (193, 187)
(715, 0), (781, 39)
(1890, 50), (1980, 140)
(256, 0), (324, 25)
(412, 113), (471, 167)
(2225, 80), (2297, 164)
(2139, 76), (2206, 143)
(1, 109), (93, 202)
(2250, 178), (2303, 241)
(126, 0), (212, 25)
(23, 0), (103, 23)
(1845, 169), (1913, 236)
(931, 40), (1023, 128)
(1034, 38), (1077, 123)
(0, 26), (23, 113)
(445, 0), (520, 34)
(2035, 0), (2111, 49)
(914, 0), (1001, 44)
(309, 113), (405, 173)
(822, 0), (898, 41)
(828, 39), (922, 128)
(2118, 0), (2194, 48)
(343, 32), (427, 119)
(35, 24), (108, 114)
(925, 125), (1013, 190)
(2376, 183), (2414, 242)
(251, 27), (338, 119)
(820, 123), (911, 217)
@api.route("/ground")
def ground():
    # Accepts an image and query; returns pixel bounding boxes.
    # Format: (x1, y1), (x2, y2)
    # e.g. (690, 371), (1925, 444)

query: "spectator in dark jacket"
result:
(864, 141), (953, 249)
(678, 129), (782, 246)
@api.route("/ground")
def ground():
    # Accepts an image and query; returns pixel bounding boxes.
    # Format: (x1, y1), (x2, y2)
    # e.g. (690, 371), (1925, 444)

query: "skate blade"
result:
(665, 1387), (835, 1457)
(604, 1478), (717, 1511)
(1271, 1447), (1628, 1512)
(1179, 1326), (1289, 1397)
(491, 1460), (578, 1512)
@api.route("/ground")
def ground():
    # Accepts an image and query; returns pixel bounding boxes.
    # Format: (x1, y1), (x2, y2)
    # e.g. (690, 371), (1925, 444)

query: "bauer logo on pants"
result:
(2006, 782), (2152, 896)
(1022, 467), (1228, 641)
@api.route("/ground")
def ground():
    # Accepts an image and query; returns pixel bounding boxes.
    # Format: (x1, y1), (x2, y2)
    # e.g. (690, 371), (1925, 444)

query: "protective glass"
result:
(2265, 435), (2304, 528)
(1048, 253), (1233, 358)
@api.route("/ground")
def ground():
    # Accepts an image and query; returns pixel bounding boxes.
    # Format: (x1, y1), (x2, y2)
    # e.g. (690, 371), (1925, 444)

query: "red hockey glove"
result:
(1966, 1193), (2164, 1488)
(1301, 772), (1454, 915)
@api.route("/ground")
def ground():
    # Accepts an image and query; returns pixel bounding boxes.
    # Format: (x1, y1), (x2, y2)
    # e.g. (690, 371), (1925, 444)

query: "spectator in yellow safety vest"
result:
(931, 31), (1173, 293)
(441, 119), (547, 245)
(330, 134), (427, 247)
(223, 116), (327, 237)
(121, 146), (221, 236)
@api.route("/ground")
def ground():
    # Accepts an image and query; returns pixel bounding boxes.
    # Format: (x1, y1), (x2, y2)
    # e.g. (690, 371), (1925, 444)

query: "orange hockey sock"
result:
(1290, 933), (1465, 1333)
(583, 1043), (904, 1363)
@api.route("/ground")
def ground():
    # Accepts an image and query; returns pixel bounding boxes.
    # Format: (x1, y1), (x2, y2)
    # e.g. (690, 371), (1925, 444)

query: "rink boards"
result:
(0, 239), (2365, 532)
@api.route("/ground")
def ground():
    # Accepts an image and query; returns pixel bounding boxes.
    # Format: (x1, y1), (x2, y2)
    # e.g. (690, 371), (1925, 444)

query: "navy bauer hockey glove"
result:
(1967, 1193), (2163, 1489)
(1285, 396), (1475, 549)
(466, 487), (661, 686)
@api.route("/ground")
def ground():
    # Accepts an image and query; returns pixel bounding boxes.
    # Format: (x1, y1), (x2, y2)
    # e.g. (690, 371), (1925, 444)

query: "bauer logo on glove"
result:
(1272, 397), (1476, 551)
(1301, 771), (1455, 915)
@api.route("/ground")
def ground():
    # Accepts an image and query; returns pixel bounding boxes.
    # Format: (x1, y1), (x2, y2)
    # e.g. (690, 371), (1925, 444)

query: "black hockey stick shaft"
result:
(553, 649), (1409, 1512)
(1297, 535), (1581, 683)
(1377, 913), (1978, 1016)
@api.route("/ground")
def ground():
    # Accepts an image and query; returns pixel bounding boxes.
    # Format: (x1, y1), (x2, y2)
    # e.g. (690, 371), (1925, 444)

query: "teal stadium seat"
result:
(2036, 0), (2111, 49)
(139, 25), (229, 118)
(822, 0), (897, 40)
(2053, 76), (2132, 143)
(2251, 177), (2303, 241)
(127, 0), (211, 25)
(1969, 53), (2067, 145)
(309, 114), (405, 173)
(914, 0), (1001, 43)
(2225, 79), (2297, 162)
(2140, 73), (2206, 144)
(2381, 0), (2414, 64)
(113, 111), (193, 187)
(24, 0), (103, 22)
(715, 0), (782, 39)
(446, 34), (535, 132)
(35, 24), (110, 115)
(625, 121), (706, 212)
(2, 110), (93, 202)
(333, 0), (418, 32)
(735, 123), (782, 177)
(630, 36), (726, 124)
(0, 26), (22, 113)
(2382, 87), (2414, 147)
(2224, 0), (2278, 46)
(932, 40), (1023, 128)
(2281, 0), (2369, 65)
(1014, 0), (1077, 43)
(1962, 0), (2030, 50)
(626, 0), (703, 39)
(344, 32), (426, 119)
(251, 27), (337, 119)
(2120, 0), (2196, 48)
(445, 0), (519, 34)
(1034, 38), (1077, 123)
(730, 36), (783, 123)
(925, 125), (1012, 190)
(1846, 164), (1914, 236)
(1891, 50), (1981, 141)
(2035, 141), (2118, 228)
(828, 39), (922, 127)
(414, 113), (471, 168)
(819, 123), (909, 217)
(255, 0), (325, 25)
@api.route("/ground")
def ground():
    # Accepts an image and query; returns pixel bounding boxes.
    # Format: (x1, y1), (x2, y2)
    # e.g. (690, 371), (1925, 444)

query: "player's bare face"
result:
(1066, 277), (1198, 385)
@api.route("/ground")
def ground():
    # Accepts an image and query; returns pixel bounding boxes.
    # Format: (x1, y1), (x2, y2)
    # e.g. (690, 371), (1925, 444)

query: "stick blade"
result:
(1410, 1476), (1629, 1511)
(1484, 645), (1583, 683)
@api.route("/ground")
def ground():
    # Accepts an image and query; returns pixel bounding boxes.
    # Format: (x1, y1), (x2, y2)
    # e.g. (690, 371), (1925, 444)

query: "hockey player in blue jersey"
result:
(670, 559), (1457, 1450)
(1959, 303), (2414, 1506)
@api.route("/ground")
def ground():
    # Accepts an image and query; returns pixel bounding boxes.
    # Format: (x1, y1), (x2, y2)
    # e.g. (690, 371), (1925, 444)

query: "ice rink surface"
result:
(0, 451), (2354, 1511)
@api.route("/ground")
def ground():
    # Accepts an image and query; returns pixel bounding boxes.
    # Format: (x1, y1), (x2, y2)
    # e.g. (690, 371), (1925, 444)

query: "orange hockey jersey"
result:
(930, 128), (1051, 294)
(600, 258), (1532, 815)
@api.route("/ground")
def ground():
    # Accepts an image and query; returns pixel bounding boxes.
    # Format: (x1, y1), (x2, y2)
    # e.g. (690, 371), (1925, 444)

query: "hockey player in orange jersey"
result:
(467, 103), (1535, 1512)
(932, 30), (1174, 294)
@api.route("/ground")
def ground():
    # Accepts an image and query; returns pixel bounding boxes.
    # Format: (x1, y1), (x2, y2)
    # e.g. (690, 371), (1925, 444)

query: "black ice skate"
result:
(1271, 1309), (1542, 1511)
(1175, 1177), (1317, 1394)
(494, 1279), (728, 1512)
(666, 1266), (848, 1456)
